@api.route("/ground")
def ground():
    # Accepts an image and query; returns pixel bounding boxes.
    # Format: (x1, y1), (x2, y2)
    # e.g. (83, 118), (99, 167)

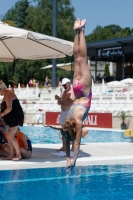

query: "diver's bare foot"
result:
(73, 18), (80, 30)
(12, 156), (22, 161)
(56, 147), (66, 151)
(79, 19), (86, 30)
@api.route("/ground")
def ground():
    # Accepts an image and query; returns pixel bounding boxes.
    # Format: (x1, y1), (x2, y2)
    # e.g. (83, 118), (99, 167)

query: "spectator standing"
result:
(0, 81), (24, 161)
(55, 78), (75, 151)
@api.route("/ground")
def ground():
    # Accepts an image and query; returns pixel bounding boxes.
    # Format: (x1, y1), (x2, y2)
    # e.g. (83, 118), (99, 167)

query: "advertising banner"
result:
(45, 112), (112, 128)
(97, 46), (123, 58)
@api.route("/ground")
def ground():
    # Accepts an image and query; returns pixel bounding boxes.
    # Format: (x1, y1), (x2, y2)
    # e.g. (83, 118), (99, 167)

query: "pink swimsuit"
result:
(72, 81), (92, 120)
(73, 81), (92, 109)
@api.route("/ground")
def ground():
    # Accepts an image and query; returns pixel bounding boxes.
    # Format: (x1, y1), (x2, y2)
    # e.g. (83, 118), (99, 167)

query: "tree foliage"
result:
(2, 7), (16, 22)
(13, 0), (29, 28)
(2, 0), (29, 28)
(1, 0), (133, 86)
(104, 64), (110, 76)
(86, 24), (133, 42)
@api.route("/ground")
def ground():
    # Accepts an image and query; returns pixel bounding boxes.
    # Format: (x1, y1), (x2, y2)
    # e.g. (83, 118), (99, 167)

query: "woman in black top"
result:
(0, 81), (24, 161)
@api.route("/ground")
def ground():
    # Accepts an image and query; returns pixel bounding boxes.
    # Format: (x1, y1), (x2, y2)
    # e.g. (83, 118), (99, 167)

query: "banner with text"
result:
(45, 112), (112, 128)
(97, 46), (123, 58)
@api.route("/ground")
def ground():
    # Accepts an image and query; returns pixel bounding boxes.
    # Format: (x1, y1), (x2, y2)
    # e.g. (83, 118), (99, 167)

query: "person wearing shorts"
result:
(55, 78), (75, 151)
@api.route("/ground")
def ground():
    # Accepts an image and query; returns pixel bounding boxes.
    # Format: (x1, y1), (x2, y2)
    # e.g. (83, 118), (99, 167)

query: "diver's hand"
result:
(70, 161), (75, 169)
(65, 158), (71, 169)
(65, 160), (75, 170)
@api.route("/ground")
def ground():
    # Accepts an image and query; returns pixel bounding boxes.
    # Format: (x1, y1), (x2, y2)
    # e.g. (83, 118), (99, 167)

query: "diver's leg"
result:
(56, 137), (66, 151)
(73, 18), (82, 83)
(79, 19), (92, 88)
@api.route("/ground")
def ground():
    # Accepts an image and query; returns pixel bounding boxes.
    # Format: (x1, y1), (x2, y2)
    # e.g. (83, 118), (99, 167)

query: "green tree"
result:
(2, 20), (16, 26)
(86, 25), (113, 42)
(8, 73), (20, 85)
(104, 64), (110, 76)
(2, 0), (29, 28)
(13, 0), (29, 28)
(104, 24), (122, 35)
(86, 24), (132, 42)
(115, 27), (132, 38)
(25, 0), (74, 41)
(0, 62), (14, 86)
(2, 7), (16, 26)
(2, 7), (16, 21)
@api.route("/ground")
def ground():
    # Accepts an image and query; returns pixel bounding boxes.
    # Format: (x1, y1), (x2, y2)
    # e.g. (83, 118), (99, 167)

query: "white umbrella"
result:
(120, 78), (133, 84)
(107, 81), (127, 88)
(41, 61), (93, 71)
(41, 62), (75, 71)
(0, 22), (73, 62)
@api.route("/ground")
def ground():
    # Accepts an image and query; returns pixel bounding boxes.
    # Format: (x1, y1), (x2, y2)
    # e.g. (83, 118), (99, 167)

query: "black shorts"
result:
(0, 132), (6, 144)
(27, 140), (32, 152)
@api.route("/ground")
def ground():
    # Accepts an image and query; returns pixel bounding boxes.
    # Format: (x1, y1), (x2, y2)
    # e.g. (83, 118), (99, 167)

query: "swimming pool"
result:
(19, 126), (129, 144)
(0, 164), (133, 200)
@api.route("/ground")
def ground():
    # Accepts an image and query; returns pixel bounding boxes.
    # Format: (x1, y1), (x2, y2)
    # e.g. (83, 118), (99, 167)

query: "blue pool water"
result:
(0, 164), (133, 200)
(19, 126), (129, 144)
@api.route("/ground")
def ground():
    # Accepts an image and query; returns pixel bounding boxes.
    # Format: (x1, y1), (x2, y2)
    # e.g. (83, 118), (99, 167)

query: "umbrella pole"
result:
(122, 46), (125, 80)
(52, 0), (57, 89)
(12, 60), (16, 74)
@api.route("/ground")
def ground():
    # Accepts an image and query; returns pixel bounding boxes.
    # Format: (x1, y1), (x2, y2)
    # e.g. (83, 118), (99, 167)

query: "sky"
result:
(0, 0), (133, 35)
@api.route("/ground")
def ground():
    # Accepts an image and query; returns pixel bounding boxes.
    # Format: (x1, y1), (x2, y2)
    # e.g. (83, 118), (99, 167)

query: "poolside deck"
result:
(1, 142), (133, 170)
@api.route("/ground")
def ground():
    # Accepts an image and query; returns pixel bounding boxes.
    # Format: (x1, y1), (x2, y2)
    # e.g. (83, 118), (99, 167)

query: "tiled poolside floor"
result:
(0, 142), (133, 170)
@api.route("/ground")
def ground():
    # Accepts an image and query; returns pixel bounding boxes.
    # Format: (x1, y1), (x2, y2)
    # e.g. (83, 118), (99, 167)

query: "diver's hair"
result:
(62, 120), (76, 141)
(44, 120), (76, 132)
(0, 81), (7, 90)
(44, 121), (76, 141)
(62, 120), (76, 132)
(44, 125), (62, 140)
(44, 125), (62, 131)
